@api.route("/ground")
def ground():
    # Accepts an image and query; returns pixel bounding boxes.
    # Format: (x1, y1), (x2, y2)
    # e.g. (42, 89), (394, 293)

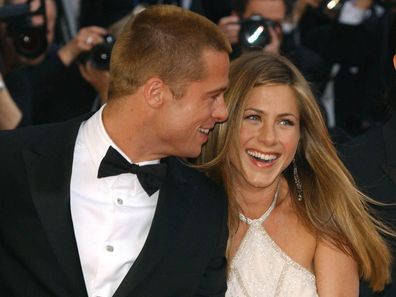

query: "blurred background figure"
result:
(12, 0), (108, 124)
(217, 0), (328, 95)
(0, 72), (21, 129)
(339, 13), (396, 297)
(78, 0), (232, 28)
(0, 0), (110, 125)
(294, 0), (395, 136)
(1, 0), (394, 140)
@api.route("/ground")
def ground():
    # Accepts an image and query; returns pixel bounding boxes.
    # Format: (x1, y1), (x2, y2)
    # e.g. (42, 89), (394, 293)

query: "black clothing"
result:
(339, 115), (396, 297)
(79, 0), (232, 28)
(299, 4), (392, 135)
(4, 69), (33, 127)
(79, 0), (136, 28)
(21, 46), (97, 124)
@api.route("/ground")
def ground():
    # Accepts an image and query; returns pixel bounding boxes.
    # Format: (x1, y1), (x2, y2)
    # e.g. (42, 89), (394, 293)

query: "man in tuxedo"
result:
(0, 5), (231, 297)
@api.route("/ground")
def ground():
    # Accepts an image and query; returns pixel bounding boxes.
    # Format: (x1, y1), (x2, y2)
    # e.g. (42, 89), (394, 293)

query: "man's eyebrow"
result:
(206, 86), (228, 95)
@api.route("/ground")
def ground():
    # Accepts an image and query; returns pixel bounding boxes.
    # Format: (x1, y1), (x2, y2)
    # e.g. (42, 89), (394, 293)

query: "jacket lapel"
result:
(114, 157), (198, 297)
(382, 116), (396, 185)
(23, 115), (92, 297)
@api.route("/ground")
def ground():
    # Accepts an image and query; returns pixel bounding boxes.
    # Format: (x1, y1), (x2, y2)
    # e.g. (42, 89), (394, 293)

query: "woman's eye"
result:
(280, 119), (294, 126)
(245, 114), (260, 121)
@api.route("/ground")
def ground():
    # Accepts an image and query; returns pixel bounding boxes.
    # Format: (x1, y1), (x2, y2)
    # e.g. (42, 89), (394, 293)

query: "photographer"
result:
(77, 32), (117, 106)
(0, 0), (42, 126)
(218, 0), (329, 100)
(31, 21), (109, 123)
(1, 0), (109, 124)
(218, 0), (284, 57)
(2, 0), (107, 66)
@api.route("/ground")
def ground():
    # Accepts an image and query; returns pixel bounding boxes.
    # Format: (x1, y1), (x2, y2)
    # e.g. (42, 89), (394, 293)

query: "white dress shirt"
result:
(70, 105), (160, 297)
(338, 0), (384, 25)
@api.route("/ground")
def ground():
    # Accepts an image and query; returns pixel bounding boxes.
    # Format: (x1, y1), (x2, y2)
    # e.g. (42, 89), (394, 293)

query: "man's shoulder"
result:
(338, 124), (388, 190)
(339, 125), (384, 161)
(163, 157), (227, 200)
(0, 124), (55, 151)
(0, 113), (91, 154)
(164, 157), (219, 184)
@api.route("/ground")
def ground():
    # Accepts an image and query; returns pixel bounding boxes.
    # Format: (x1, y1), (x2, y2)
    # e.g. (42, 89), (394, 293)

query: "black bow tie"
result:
(97, 146), (167, 196)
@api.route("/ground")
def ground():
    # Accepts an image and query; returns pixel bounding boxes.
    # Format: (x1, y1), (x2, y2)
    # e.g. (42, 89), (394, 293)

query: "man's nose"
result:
(212, 95), (228, 122)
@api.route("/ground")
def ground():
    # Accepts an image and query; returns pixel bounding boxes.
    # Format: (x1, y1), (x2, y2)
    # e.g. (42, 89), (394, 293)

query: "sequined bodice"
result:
(226, 197), (318, 297)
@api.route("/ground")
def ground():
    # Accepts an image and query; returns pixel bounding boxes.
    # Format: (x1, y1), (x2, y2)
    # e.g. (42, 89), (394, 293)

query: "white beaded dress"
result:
(226, 195), (319, 297)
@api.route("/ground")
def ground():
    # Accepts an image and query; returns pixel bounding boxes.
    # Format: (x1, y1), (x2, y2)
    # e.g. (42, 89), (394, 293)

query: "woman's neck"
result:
(236, 177), (284, 219)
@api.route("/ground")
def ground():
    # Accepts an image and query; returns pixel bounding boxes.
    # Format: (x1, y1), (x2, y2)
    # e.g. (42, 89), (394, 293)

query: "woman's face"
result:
(234, 84), (300, 191)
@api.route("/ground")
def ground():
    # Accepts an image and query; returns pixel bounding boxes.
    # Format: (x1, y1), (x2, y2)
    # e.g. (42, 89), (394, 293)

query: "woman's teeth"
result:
(247, 150), (278, 162)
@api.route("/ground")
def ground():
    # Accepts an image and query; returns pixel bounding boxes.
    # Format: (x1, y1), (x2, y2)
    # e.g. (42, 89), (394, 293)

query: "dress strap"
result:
(239, 184), (279, 225)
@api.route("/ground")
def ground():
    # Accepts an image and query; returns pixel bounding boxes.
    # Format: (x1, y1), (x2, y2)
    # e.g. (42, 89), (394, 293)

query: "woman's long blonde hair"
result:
(199, 51), (393, 291)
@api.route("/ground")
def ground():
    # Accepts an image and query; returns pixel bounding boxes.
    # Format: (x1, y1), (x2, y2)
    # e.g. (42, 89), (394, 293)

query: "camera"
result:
(0, 0), (48, 59)
(321, 0), (345, 20)
(78, 34), (116, 71)
(239, 14), (279, 51)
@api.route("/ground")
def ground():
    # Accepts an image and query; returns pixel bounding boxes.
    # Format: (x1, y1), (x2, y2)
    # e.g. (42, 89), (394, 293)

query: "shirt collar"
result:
(82, 104), (159, 170)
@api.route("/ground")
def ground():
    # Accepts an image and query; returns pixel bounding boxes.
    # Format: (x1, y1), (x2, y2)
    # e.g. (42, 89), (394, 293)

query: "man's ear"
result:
(143, 77), (167, 108)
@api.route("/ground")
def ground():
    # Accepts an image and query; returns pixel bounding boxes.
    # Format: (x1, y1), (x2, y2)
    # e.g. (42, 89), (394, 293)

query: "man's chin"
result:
(181, 148), (202, 160)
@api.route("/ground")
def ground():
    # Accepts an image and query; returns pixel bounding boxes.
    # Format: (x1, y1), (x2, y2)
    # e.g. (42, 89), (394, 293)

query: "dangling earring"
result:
(293, 159), (303, 201)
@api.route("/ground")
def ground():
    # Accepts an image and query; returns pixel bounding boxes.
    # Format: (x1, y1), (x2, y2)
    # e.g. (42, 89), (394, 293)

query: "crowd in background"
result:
(0, 0), (395, 139)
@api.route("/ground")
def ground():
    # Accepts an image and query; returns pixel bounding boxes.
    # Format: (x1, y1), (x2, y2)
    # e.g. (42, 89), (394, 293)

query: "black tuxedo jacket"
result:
(0, 114), (228, 297)
(339, 115), (396, 297)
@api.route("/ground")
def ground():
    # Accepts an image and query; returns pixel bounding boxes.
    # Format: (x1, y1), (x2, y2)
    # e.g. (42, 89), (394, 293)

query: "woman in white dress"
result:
(199, 52), (393, 296)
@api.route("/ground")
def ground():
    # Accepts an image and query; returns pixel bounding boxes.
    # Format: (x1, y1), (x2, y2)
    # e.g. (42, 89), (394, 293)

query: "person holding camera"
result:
(218, 0), (329, 99)
(0, 0), (110, 124)
(218, 0), (284, 57)
(0, 0), (45, 126)
(2, 0), (107, 66)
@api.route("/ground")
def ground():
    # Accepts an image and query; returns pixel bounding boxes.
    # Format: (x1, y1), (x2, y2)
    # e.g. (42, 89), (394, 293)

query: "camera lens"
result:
(90, 43), (112, 70)
(11, 27), (48, 59)
(79, 34), (116, 71)
(239, 15), (272, 51)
